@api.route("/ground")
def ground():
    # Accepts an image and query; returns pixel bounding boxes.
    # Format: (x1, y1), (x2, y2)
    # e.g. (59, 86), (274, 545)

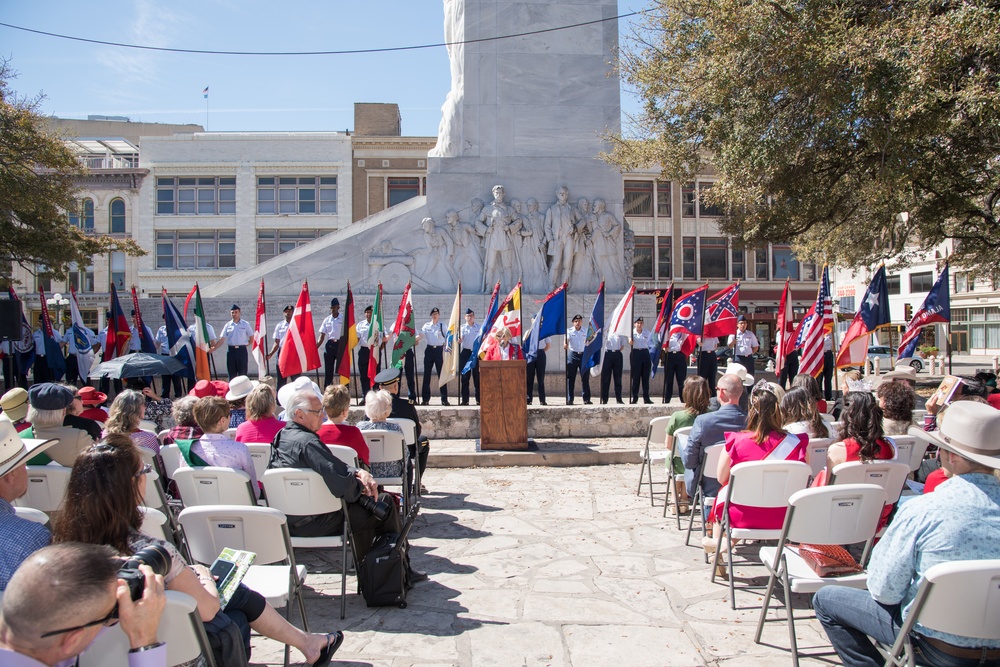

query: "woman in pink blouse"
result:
(234, 384), (285, 445)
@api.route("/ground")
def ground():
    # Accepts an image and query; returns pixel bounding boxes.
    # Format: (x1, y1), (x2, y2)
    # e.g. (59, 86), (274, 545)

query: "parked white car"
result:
(868, 345), (923, 372)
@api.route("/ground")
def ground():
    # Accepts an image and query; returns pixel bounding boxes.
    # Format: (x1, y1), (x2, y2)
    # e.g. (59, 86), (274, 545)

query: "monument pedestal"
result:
(479, 359), (528, 450)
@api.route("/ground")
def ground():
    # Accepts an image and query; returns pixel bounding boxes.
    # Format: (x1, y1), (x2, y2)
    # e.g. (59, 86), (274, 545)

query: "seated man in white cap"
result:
(814, 401), (1000, 666)
(0, 420), (59, 590)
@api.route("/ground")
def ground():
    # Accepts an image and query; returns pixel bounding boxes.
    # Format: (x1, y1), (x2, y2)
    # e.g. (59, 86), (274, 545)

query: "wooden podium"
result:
(479, 359), (529, 450)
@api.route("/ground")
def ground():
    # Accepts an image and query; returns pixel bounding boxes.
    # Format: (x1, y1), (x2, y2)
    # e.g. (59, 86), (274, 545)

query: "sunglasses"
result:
(40, 604), (118, 638)
(134, 463), (152, 479)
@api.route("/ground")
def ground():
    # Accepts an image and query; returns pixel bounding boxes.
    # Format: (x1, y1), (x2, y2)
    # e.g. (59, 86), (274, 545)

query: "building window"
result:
(155, 231), (236, 270)
(772, 245), (799, 280)
(67, 263), (95, 293)
(109, 198), (126, 234)
(656, 181), (671, 217)
(35, 267), (51, 294)
(681, 183), (696, 217)
(657, 237), (672, 278)
(887, 274), (901, 295)
(79, 309), (99, 329)
(634, 236), (653, 279)
(110, 252), (125, 289)
(910, 271), (933, 292)
(68, 198), (95, 232)
(387, 178), (421, 207)
(839, 296), (856, 313)
(698, 183), (721, 217)
(732, 246), (745, 280)
(955, 272), (974, 293)
(624, 180), (653, 217)
(699, 237), (728, 279)
(682, 236), (696, 279)
(157, 177), (236, 215)
(256, 176), (337, 214)
(256, 230), (327, 264)
(755, 247), (769, 280)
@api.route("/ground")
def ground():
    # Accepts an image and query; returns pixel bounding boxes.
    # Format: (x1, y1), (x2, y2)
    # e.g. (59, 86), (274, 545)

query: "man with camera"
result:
(269, 389), (424, 580)
(0, 542), (167, 666)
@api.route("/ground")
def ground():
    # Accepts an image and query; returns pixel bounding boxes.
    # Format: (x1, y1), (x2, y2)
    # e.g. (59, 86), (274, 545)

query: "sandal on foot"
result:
(312, 631), (344, 667)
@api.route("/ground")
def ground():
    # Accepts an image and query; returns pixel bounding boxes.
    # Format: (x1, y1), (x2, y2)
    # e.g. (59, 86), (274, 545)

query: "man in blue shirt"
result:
(814, 401), (1000, 666)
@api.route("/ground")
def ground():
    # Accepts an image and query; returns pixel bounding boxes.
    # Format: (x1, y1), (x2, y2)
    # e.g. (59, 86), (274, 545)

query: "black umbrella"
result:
(89, 353), (187, 379)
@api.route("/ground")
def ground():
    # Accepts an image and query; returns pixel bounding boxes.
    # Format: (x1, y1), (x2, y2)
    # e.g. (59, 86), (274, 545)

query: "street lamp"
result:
(46, 292), (69, 335)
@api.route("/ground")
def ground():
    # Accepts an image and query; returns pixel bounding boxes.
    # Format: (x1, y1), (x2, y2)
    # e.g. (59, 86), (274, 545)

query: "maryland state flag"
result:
(338, 282), (357, 385)
(483, 282), (522, 351)
(279, 281), (322, 378)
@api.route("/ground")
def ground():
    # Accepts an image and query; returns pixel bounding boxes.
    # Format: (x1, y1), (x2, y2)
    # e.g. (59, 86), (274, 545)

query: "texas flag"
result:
(898, 263), (950, 358)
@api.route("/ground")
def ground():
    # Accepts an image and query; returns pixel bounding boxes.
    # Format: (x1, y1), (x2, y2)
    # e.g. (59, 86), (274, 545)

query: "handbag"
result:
(794, 543), (864, 577)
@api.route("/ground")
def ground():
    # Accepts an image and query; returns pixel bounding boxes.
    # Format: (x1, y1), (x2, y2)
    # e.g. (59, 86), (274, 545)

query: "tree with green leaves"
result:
(608, 0), (1000, 278)
(0, 60), (143, 287)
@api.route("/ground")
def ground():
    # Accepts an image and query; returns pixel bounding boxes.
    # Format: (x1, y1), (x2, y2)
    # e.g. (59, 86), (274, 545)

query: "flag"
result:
(482, 282), (522, 352)
(202, 86), (209, 98)
(795, 266), (833, 376)
(898, 263), (950, 358)
(68, 286), (94, 377)
(440, 285), (463, 386)
(899, 330), (923, 361)
(104, 284), (131, 361)
(37, 287), (66, 381)
(391, 283), (416, 368)
(524, 283), (567, 363)
(162, 290), (195, 379)
(338, 282), (357, 385)
(462, 282), (501, 375)
(592, 284), (633, 377)
(703, 282), (740, 338)
(650, 284), (674, 378)
(183, 285), (196, 319)
(836, 265), (891, 369)
(251, 280), (268, 379)
(367, 283), (385, 386)
(7, 288), (35, 375)
(775, 280), (795, 373)
(190, 284), (213, 381)
(130, 287), (157, 354)
(583, 281), (605, 374)
(279, 281), (322, 378)
(668, 285), (709, 356)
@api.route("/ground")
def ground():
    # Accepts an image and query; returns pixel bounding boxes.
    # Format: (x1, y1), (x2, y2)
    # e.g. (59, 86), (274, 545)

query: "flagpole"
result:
(564, 281), (569, 404)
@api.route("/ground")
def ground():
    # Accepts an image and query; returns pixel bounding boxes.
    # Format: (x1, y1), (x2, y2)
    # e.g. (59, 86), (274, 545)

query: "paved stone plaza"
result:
(248, 463), (835, 666)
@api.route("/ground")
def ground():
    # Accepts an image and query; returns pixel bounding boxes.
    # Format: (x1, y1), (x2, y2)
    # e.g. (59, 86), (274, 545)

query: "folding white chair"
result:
(178, 505), (306, 667)
(172, 467), (257, 507)
(711, 460), (812, 609)
(13, 465), (72, 513)
(362, 429), (411, 509)
(224, 427), (238, 439)
(806, 438), (834, 478)
(160, 444), (184, 480)
(140, 506), (170, 541)
(327, 444), (360, 468)
(78, 590), (216, 667)
(881, 559), (1000, 667)
(245, 442), (273, 480)
(138, 420), (159, 433)
(753, 483), (886, 667)
(13, 506), (50, 527)
(829, 460), (910, 504)
(262, 468), (351, 619)
(828, 421), (844, 439)
(685, 442), (726, 549)
(663, 426), (692, 525)
(819, 412), (836, 423)
(887, 435), (929, 473)
(637, 416), (672, 506)
(386, 416), (421, 498)
(157, 428), (171, 447)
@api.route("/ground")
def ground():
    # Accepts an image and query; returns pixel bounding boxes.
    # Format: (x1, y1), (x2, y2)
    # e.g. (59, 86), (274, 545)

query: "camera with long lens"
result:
(356, 493), (390, 521)
(118, 545), (172, 604)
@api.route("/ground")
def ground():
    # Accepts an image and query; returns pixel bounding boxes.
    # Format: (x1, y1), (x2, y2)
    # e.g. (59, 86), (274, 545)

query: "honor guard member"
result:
(355, 306), (379, 395)
(564, 314), (591, 404)
(728, 315), (758, 375)
(600, 328), (626, 404)
(188, 318), (217, 389)
(212, 304), (253, 379)
(664, 331), (689, 403)
(697, 335), (719, 393)
(317, 298), (343, 388)
(96, 311), (122, 395)
(267, 305), (294, 389)
(65, 322), (97, 387)
(31, 322), (63, 385)
(374, 366), (429, 492)
(459, 309), (480, 405)
(527, 331), (551, 406)
(128, 312), (142, 353)
(417, 308), (449, 406)
(154, 316), (182, 398)
(630, 317), (654, 404)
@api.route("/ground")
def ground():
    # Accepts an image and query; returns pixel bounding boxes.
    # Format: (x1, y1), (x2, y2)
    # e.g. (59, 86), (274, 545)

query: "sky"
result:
(0, 1), (645, 137)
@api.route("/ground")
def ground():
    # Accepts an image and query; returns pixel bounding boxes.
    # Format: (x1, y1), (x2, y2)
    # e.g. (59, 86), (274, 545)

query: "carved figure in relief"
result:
(571, 197), (598, 291)
(593, 198), (624, 286)
(544, 186), (576, 290)
(445, 209), (482, 286)
(520, 198), (550, 292)
(420, 217), (459, 284)
(475, 185), (521, 290)
(623, 221), (636, 286)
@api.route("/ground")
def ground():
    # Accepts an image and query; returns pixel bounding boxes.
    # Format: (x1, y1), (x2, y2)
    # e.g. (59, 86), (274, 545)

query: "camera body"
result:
(356, 493), (390, 521)
(119, 545), (172, 604)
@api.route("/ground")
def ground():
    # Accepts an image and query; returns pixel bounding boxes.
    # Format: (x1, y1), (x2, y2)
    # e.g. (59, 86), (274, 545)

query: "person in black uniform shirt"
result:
(374, 367), (429, 492)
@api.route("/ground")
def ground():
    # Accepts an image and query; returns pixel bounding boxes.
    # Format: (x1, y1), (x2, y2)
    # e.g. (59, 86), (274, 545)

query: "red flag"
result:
(37, 286), (55, 338)
(105, 284), (132, 361)
(338, 283), (357, 385)
(278, 281), (321, 378)
(775, 280), (795, 373)
(251, 280), (268, 379)
(703, 282), (740, 338)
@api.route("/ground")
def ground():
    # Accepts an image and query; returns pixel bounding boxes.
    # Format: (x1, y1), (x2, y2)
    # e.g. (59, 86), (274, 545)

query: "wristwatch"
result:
(129, 642), (165, 653)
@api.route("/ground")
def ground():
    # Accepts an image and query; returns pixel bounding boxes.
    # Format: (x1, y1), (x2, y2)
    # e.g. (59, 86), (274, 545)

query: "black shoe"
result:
(441, 399), (450, 406)
(630, 399), (638, 404)
(407, 569), (429, 588)
(616, 399), (625, 404)
(420, 400), (430, 406)
(526, 399), (533, 404)
(311, 631), (344, 667)
(540, 400), (547, 405)
(583, 400), (593, 405)
(460, 400), (469, 406)
(644, 399), (654, 404)
(567, 400), (574, 405)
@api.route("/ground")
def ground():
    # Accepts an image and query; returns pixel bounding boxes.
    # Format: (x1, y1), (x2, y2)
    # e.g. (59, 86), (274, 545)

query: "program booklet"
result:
(211, 548), (256, 608)
(932, 375), (963, 407)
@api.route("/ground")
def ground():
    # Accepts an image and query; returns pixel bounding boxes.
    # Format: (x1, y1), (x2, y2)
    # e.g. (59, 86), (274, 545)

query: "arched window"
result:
(110, 198), (126, 234)
(69, 198), (95, 231)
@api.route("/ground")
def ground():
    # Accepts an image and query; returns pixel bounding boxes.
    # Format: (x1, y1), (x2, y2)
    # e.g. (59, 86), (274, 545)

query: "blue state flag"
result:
(162, 292), (195, 379)
(524, 283), (567, 363)
(462, 282), (501, 375)
(583, 282), (605, 372)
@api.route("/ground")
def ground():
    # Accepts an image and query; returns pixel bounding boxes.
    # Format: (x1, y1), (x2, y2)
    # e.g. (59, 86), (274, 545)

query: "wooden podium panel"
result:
(479, 359), (529, 450)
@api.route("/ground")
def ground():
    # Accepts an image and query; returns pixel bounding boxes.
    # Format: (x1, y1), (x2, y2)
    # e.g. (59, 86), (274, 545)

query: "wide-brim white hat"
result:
(225, 375), (260, 401)
(0, 420), (60, 478)
(908, 401), (1000, 469)
(720, 362), (754, 385)
(277, 376), (323, 408)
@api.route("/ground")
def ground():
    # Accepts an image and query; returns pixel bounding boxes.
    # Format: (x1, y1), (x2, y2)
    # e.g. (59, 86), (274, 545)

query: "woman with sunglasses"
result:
(52, 436), (344, 667)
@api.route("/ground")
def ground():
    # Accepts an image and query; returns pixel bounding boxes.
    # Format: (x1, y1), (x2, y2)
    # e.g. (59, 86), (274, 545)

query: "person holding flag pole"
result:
(277, 280), (322, 383)
(665, 284), (710, 403)
(390, 283), (417, 401)
(337, 282), (358, 396)
(66, 286), (97, 387)
(600, 283), (634, 404)
(565, 283), (601, 405)
(524, 283), (567, 405)
(700, 282), (740, 394)
(250, 279), (269, 380)
(439, 283), (463, 389)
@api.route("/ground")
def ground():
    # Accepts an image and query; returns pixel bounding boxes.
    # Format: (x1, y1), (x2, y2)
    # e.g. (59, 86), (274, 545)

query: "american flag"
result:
(793, 266), (832, 377)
